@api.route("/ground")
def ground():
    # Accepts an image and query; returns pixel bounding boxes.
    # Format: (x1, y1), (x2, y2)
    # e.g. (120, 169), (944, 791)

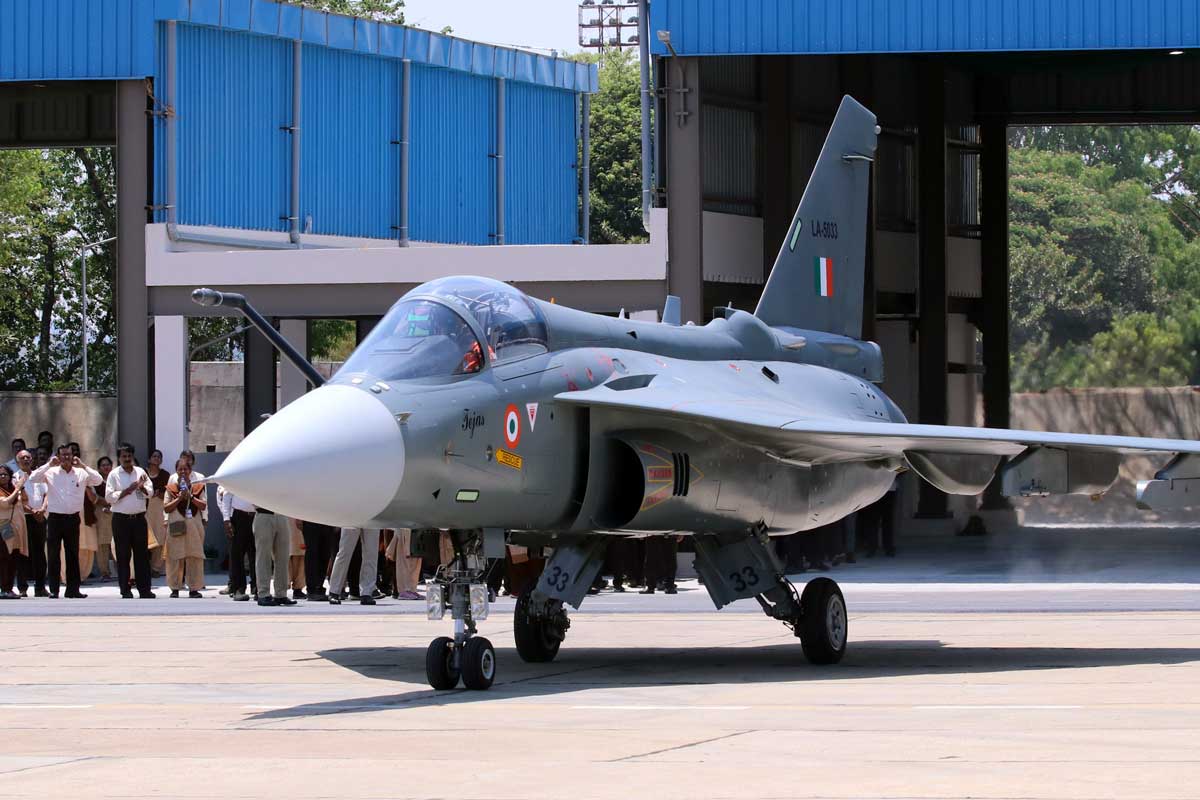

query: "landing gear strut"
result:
(424, 531), (496, 690)
(693, 527), (848, 665)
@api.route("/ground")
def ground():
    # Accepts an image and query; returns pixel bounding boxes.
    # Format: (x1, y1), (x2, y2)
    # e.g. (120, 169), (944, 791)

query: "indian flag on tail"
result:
(814, 256), (834, 297)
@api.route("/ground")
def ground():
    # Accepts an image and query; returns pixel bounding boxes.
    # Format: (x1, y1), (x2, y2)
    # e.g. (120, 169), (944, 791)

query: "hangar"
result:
(644, 0), (1200, 517)
(0, 0), (657, 461)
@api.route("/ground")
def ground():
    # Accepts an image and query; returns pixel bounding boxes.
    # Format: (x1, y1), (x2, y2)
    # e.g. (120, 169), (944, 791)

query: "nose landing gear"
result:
(424, 532), (497, 691)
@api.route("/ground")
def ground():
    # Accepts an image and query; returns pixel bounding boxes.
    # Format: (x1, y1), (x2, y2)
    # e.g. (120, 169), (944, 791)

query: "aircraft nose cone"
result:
(215, 384), (404, 527)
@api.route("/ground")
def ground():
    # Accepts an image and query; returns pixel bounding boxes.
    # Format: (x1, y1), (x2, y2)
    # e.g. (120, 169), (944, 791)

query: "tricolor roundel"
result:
(814, 256), (834, 297)
(503, 404), (521, 448)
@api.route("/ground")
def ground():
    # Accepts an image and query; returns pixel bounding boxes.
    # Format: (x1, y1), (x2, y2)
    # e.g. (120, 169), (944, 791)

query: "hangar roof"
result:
(0, 0), (598, 93)
(649, 0), (1200, 57)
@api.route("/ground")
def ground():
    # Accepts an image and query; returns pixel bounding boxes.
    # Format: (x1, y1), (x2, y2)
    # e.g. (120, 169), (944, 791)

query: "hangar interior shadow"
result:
(244, 641), (1200, 721)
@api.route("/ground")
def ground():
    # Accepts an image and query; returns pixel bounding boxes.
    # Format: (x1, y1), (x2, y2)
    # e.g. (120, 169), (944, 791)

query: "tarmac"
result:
(1, 526), (1199, 799)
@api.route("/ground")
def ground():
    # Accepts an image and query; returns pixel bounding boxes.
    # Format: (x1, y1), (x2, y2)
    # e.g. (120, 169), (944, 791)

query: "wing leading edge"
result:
(556, 384), (1200, 509)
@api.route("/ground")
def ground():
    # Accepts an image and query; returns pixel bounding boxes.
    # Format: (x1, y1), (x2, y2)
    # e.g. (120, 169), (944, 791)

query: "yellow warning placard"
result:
(497, 449), (523, 470)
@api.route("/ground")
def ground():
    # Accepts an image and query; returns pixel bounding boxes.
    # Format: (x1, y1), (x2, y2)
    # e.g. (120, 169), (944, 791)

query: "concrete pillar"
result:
(243, 328), (276, 435)
(916, 61), (948, 518)
(152, 315), (187, 461)
(278, 319), (309, 407)
(760, 57), (791, 280)
(116, 80), (151, 456)
(980, 117), (1011, 509)
(355, 318), (379, 344)
(664, 57), (704, 324)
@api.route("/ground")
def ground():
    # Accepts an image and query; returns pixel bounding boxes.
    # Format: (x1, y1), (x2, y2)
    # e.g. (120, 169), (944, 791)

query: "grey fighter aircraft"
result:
(204, 96), (1200, 691)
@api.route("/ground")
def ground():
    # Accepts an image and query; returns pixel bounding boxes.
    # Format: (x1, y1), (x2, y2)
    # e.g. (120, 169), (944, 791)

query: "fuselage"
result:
(215, 277), (906, 535)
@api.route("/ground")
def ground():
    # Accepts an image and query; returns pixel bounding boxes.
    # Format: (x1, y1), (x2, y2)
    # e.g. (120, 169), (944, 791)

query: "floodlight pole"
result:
(80, 235), (117, 392)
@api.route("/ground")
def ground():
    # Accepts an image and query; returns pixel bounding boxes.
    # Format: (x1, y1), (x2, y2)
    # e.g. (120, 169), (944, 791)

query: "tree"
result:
(1006, 136), (1200, 391)
(285, 0), (404, 24)
(581, 49), (646, 244)
(0, 148), (116, 392)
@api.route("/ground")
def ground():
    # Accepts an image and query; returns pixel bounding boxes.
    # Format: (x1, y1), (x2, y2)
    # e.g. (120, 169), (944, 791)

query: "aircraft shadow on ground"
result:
(244, 641), (1200, 721)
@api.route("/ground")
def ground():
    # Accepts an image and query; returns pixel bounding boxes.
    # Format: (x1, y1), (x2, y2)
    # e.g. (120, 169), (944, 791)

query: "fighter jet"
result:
(201, 96), (1200, 691)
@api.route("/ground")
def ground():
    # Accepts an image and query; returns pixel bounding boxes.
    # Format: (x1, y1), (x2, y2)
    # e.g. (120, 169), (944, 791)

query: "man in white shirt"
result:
(5, 437), (25, 473)
(29, 444), (104, 598)
(217, 485), (257, 601)
(105, 443), (155, 599)
(13, 449), (48, 597)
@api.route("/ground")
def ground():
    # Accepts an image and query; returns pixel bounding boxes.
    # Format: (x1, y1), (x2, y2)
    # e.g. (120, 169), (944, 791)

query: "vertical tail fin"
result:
(754, 96), (877, 339)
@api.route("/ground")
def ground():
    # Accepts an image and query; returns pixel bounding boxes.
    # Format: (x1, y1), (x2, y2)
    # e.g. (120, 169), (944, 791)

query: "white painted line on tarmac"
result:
(0, 704), (93, 710)
(571, 705), (750, 711)
(915, 704), (1083, 710)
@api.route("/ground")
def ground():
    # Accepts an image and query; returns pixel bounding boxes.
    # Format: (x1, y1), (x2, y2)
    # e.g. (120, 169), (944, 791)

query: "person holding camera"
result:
(163, 459), (207, 598)
(27, 444), (104, 598)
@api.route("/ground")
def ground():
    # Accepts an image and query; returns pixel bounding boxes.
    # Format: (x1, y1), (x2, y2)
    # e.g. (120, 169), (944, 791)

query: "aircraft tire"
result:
(514, 594), (563, 663)
(425, 636), (461, 690)
(799, 578), (848, 665)
(461, 637), (497, 690)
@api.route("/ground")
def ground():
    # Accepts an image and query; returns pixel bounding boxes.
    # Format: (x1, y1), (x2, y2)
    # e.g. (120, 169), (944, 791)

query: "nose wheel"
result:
(424, 531), (500, 691)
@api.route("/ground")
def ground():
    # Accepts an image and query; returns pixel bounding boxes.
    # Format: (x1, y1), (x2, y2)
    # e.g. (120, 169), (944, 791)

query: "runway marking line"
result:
(915, 704), (1084, 710)
(571, 705), (750, 711)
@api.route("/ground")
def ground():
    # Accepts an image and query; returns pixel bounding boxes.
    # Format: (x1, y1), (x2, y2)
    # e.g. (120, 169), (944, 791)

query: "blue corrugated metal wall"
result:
(505, 82), (578, 245)
(650, 0), (1200, 56)
(1, 0), (598, 92)
(300, 46), (400, 239)
(409, 65), (497, 245)
(0, 0), (157, 81)
(172, 24), (291, 232)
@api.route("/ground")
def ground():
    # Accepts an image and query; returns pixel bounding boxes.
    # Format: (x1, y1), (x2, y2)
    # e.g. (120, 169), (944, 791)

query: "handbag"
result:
(168, 519), (187, 536)
(0, 505), (15, 542)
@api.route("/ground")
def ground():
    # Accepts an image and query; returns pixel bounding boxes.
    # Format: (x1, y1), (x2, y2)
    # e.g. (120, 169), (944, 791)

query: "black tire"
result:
(514, 594), (564, 663)
(425, 636), (460, 690)
(461, 637), (497, 690)
(799, 577), (848, 665)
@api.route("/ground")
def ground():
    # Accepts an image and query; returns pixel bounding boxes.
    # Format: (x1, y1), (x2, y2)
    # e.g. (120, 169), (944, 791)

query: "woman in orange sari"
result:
(163, 459), (207, 597)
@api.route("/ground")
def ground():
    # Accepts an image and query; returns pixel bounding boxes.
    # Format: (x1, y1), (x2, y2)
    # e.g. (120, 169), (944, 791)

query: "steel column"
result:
(980, 116), (1011, 509)
(664, 57), (703, 324)
(243, 327), (276, 435)
(637, 0), (652, 232)
(760, 58), (790, 278)
(916, 61), (949, 518)
(116, 80), (152, 456)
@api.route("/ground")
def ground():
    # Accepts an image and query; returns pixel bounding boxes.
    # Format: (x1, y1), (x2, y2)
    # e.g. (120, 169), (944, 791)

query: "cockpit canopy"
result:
(336, 276), (549, 382)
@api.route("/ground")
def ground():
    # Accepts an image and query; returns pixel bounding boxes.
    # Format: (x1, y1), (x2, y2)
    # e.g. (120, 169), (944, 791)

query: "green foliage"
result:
(309, 319), (356, 362)
(284, 0), (404, 23)
(0, 148), (116, 392)
(585, 49), (646, 244)
(1009, 125), (1200, 391)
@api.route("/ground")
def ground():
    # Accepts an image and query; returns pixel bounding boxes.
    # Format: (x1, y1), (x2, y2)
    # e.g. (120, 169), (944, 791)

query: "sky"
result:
(400, 0), (585, 55)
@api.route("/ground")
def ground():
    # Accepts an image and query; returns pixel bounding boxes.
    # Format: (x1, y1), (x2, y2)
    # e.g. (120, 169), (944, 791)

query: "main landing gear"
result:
(692, 528), (848, 664)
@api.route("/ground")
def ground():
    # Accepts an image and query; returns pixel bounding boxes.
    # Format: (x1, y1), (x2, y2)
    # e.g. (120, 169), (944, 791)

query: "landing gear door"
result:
(533, 538), (607, 610)
(693, 534), (782, 610)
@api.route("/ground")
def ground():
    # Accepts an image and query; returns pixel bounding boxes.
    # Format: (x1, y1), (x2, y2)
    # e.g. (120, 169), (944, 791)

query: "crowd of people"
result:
(0, 432), (897, 604)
